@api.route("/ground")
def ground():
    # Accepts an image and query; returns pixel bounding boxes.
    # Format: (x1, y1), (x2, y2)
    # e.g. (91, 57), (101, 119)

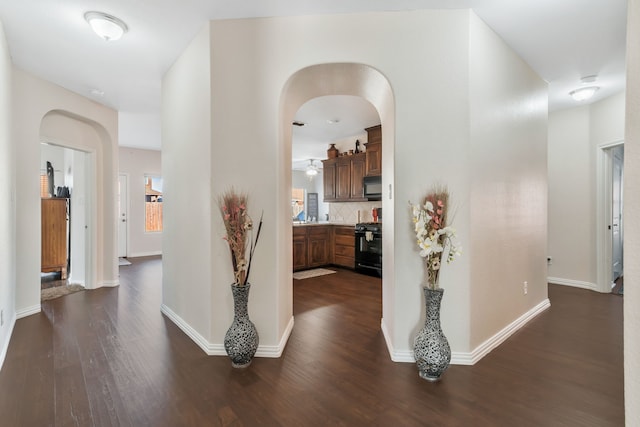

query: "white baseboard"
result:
(0, 314), (17, 372)
(128, 251), (162, 258)
(161, 303), (217, 355)
(16, 304), (40, 319)
(380, 298), (551, 366)
(161, 304), (294, 358)
(464, 298), (551, 365)
(548, 277), (598, 291)
(97, 280), (120, 288)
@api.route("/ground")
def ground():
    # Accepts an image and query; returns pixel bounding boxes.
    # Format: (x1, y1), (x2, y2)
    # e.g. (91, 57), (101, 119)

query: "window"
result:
(292, 188), (305, 221)
(145, 175), (163, 232)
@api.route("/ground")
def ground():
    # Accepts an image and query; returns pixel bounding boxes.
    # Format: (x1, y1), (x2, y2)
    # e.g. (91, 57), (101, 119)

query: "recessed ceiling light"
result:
(569, 86), (599, 101)
(90, 88), (105, 97)
(84, 11), (128, 41)
(326, 118), (340, 124)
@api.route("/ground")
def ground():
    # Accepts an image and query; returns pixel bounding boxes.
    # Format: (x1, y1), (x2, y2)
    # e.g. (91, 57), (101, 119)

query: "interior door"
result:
(118, 174), (128, 258)
(611, 146), (624, 281)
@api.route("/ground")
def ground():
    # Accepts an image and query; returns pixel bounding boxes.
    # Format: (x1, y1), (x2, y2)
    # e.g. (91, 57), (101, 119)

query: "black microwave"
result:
(363, 176), (382, 201)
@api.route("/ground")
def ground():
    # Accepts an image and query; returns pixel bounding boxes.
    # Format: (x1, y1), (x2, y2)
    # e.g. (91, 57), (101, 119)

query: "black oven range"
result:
(355, 222), (382, 277)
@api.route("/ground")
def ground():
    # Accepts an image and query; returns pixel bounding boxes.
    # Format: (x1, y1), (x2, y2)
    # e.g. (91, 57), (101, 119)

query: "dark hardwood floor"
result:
(0, 256), (624, 426)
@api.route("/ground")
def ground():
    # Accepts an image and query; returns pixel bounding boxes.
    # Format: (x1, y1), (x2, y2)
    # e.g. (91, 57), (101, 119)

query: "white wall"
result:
(625, 0), (640, 423)
(118, 147), (162, 257)
(547, 92), (625, 290)
(163, 10), (548, 361)
(13, 68), (119, 316)
(468, 13), (549, 350)
(0, 19), (16, 370)
(162, 23), (214, 347)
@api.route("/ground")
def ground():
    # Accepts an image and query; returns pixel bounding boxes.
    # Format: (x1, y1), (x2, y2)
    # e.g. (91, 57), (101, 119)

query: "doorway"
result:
(118, 174), (128, 258)
(597, 141), (624, 293)
(40, 143), (89, 289)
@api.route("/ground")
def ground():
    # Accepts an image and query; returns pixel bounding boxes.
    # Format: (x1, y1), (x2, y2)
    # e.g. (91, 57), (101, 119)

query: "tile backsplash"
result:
(328, 201), (382, 224)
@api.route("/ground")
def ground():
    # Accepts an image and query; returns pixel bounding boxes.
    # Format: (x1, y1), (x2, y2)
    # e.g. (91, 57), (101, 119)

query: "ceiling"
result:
(0, 0), (628, 165)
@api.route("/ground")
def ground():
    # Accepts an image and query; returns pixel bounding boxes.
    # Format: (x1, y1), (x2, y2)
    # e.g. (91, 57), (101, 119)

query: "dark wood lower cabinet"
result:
(308, 226), (330, 268)
(293, 225), (354, 271)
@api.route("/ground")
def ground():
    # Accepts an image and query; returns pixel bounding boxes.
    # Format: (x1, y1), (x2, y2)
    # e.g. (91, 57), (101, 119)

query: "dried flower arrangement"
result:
(218, 189), (263, 286)
(409, 185), (462, 289)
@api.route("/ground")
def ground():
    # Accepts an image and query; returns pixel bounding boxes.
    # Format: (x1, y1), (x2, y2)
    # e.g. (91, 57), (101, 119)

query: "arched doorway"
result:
(280, 63), (397, 356)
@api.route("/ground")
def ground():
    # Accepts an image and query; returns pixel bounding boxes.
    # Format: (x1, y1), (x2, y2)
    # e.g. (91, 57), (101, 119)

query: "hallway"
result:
(0, 256), (624, 426)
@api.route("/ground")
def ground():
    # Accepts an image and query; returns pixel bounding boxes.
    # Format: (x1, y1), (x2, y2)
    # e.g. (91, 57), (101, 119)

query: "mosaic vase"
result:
(224, 283), (259, 368)
(413, 287), (451, 381)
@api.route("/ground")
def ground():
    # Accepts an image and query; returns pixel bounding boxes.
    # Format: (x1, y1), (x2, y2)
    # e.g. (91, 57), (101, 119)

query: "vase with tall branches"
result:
(218, 189), (263, 367)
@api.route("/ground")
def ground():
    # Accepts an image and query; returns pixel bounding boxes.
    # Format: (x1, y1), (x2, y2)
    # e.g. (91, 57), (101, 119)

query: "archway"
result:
(280, 63), (396, 356)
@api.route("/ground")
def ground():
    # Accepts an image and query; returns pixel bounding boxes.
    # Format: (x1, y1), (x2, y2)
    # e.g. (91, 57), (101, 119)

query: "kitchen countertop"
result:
(292, 221), (356, 227)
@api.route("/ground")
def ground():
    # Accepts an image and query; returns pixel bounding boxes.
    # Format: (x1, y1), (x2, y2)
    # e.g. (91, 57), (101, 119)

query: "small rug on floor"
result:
(293, 268), (336, 280)
(119, 257), (132, 266)
(41, 284), (85, 302)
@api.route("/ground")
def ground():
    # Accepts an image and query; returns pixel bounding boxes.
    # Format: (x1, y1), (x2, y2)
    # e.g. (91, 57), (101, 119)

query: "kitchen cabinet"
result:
(322, 159), (337, 201)
(332, 226), (355, 268)
(365, 125), (382, 177)
(292, 224), (355, 271)
(293, 225), (330, 271)
(322, 152), (366, 202)
(308, 226), (331, 268)
(293, 226), (308, 271)
(41, 198), (69, 279)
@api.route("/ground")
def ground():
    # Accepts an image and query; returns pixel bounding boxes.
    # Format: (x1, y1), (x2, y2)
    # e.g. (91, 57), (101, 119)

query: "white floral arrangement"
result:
(409, 186), (462, 289)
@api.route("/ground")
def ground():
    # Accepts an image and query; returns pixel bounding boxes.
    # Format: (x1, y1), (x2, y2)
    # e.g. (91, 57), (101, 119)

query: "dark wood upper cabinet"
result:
(365, 125), (382, 177)
(350, 153), (366, 199)
(322, 153), (367, 202)
(322, 158), (337, 202)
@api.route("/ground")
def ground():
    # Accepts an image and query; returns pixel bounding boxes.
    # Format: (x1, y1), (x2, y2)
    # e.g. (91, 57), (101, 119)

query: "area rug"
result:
(293, 268), (336, 280)
(119, 257), (132, 266)
(41, 284), (85, 302)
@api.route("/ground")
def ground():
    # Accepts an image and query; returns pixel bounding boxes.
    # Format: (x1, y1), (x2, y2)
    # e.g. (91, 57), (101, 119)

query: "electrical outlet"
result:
(523, 281), (528, 295)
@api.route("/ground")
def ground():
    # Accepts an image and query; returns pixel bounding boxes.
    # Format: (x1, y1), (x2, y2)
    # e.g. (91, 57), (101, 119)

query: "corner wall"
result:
(468, 13), (549, 353)
(0, 19), (16, 370)
(624, 0), (640, 423)
(163, 10), (549, 363)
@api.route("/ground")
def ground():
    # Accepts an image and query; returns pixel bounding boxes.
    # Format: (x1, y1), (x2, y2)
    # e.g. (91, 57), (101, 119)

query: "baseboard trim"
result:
(161, 303), (216, 355)
(97, 280), (120, 288)
(161, 304), (294, 358)
(129, 251), (162, 258)
(0, 314), (17, 372)
(16, 304), (40, 319)
(548, 277), (598, 291)
(380, 298), (551, 365)
(466, 298), (551, 365)
(255, 316), (294, 358)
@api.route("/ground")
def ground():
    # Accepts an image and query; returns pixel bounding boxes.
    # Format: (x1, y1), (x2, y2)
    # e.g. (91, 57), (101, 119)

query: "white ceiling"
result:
(0, 0), (628, 160)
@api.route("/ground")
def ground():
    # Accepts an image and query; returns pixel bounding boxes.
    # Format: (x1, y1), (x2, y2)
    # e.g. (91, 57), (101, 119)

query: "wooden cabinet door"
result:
(335, 157), (351, 200)
(322, 159), (336, 201)
(41, 198), (68, 278)
(293, 229), (308, 271)
(308, 226), (330, 267)
(365, 124), (382, 177)
(332, 226), (355, 268)
(365, 142), (382, 177)
(350, 153), (366, 199)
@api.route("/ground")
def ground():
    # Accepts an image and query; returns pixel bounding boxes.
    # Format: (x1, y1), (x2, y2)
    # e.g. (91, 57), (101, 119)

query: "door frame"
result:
(596, 140), (624, 293)
(118, 173), (129, 258)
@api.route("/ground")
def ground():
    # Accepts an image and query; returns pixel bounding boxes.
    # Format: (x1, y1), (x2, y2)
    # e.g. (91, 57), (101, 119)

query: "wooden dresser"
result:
(41, 198), (69, 279)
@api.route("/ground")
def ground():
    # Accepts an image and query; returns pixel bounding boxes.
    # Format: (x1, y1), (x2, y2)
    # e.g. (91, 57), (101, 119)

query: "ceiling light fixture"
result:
(326, 118), (340, 125)
(569, 86), (599, 101)
(305, 159), (319, 176)
(84, 11), (128, 41)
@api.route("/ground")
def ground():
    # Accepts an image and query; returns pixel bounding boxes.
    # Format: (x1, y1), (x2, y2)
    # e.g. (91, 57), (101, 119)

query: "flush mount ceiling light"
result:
(305, 159), (319, 176)
(569, 86), (599, 101)
(84, 11), (128, 41)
